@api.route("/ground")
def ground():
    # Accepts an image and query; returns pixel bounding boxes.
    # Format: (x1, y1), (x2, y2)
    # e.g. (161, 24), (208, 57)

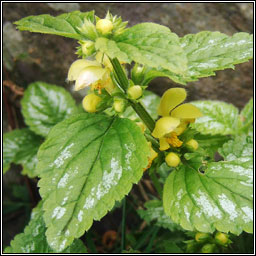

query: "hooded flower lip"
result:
(158, 87), (187, 116)
(68, 59), (101, 81)
(152, 116), (180, 139)
(152, 88), (203, 150)
(68, 59), (110, 91)
(75, 66), (107, 91)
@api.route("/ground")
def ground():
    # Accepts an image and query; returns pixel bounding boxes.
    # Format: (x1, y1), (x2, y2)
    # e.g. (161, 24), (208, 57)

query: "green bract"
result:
(36, 113), (150, 251)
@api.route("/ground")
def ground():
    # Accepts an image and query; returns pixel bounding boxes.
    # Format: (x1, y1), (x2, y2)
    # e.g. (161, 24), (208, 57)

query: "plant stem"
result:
(128, 100), (155, 132)
(134, 226), (157, 250)
(110, 57), (156, 132)
(144, 133), (159, 150)
(121, 197), (126, 251)
(149, 168), (163, 198)
(145, 226), (160, 253)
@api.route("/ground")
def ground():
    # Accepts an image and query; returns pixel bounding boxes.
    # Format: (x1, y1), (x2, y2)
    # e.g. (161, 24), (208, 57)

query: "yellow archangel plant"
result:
(152, 88), (203, 151)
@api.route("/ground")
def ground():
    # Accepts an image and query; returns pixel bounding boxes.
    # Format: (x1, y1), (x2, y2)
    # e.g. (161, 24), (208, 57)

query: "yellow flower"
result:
(152, 88), (202, 151)
(68, 59), (115, 94)
(95, 52), (113, 70)
(144, 142), (158, 171)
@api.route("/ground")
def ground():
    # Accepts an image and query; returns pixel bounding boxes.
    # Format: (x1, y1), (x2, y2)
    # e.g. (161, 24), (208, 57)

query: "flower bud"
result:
(127, 85), (143, 100)
(81, 41), (95, 56)
(131, 64), (145, 84)
(215, 232), (229, 246)
(186, 139), (199, 150)
(96, 19), (113, 34)
(195, 232), (210, 243)
(165, 152), (180, 167)
(82, 94), (102, 113)
(113, 98), (126, 113)
(200, 243), (216, 253)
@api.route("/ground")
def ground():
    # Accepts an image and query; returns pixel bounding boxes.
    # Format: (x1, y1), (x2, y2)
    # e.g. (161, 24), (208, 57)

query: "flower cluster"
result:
(67, 56), (116, 112)
(151, 88), (202, 167)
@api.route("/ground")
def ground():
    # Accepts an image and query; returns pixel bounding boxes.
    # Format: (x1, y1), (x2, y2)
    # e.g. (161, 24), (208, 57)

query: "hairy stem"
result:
(110, 57), (156, 132)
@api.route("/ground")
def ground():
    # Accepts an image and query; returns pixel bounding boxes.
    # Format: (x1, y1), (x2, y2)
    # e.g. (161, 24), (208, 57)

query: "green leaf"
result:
(190, 101), (239, 135)
(137, 200), (182, 231)
(95, 37), (131, 63)
(238, 98), (253, 133)
(4, 201), (87, 253)
(194, 133), (230, 159)
(96, 23), (187, 74)
(36, 113), (150, 251)
(21, 82), (78, 137)
(3, 128), (42, 177)
(218, 135), (253, 161)
(180, 31), (253, 81)
(163, 157), (253, 235)
(141, 67), (193, 86)
(14, 11), (94, 40)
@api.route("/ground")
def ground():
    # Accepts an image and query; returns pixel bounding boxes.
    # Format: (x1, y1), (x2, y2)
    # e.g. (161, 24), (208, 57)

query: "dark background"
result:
(2, 2), (254, 249)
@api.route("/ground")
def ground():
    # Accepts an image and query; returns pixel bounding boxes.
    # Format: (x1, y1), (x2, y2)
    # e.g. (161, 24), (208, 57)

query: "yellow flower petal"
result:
(182, 118), (195, 124)
(166, 132), (183, 148)
(96, 52), (113, 70)
(158, 88), (187, 116)
(152, 117), (180, 139)
(67, 59), (101, 81)
(101, 72), (115, 94)
(171, 103), (203, 119)
(144, 143), (158, 171)
(159, 137), (170, 151)
(75, 66), (107, 91)
(173, 121), (188, 135)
